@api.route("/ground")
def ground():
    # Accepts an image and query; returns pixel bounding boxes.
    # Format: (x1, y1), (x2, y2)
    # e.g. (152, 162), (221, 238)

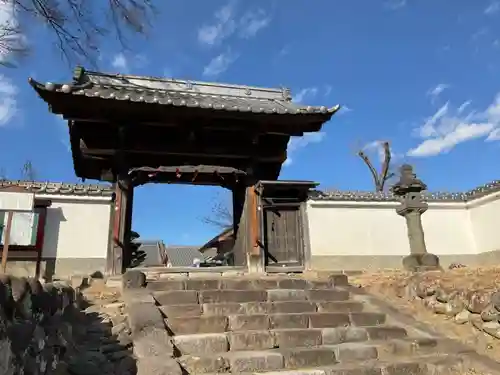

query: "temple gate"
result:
(29, 67), (339, 275)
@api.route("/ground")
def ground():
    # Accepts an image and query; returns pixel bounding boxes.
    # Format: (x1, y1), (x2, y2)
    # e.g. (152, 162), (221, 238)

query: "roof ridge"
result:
(311, 180), (500, 203)
(0, 180), (114, 196)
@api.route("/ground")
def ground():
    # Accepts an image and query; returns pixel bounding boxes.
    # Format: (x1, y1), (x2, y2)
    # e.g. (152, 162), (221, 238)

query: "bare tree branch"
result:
(201, 200), (233, 230)
(20, 159), (36, 180)
(0, 0), (155, 68)
(358, 141), (398, 192)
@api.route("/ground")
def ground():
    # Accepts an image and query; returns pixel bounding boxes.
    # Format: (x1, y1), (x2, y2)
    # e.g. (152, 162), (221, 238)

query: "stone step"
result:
(164, 312), (386, 335)
(145, 274), (349, 291)
(195, 354), (464, 375)
(177, 338), (460, 374)
(152, 289), (351, 305)
(171, 326), (407, 356)
(159, 301), (364, 318)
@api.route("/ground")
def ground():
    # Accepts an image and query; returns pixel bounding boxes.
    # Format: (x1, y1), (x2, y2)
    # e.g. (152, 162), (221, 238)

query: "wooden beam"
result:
(1, 211), (14, 273)
(80, 148), (287, 163)
(69, 117), (305, 136)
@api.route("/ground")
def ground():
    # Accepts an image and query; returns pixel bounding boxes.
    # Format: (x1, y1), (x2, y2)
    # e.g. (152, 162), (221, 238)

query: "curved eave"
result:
(28, 78), (341, 121)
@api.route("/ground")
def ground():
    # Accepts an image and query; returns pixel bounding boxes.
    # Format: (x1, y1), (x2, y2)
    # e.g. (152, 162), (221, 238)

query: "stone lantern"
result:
(391, 164), (440, 272)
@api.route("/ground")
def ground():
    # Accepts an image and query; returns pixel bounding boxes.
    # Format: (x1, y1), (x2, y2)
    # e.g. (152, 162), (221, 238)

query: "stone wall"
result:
(0, 275), (78, 375)
(406, 276), (500, 339)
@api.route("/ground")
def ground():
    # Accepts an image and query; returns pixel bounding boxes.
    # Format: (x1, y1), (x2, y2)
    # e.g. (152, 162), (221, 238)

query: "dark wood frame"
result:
(0, 199), (51, 277)
(255, 180), (318, 272)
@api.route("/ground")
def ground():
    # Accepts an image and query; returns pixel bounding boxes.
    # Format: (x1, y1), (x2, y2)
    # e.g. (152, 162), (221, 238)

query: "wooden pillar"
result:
(232, 185), (246, 267)
(122, 183), (134, 269)
(110, 177), (133, 275)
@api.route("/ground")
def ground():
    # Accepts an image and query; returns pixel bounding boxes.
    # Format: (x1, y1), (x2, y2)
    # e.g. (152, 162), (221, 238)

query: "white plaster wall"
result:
(37, 195), (112, 259)
(307, 200), (476, 257)
(469, 192), (500, 254)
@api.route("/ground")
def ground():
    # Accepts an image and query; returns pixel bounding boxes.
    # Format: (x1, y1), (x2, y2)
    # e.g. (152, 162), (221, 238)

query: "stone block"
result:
(308, 280), (333, 289)
(146, 280), (185, 291)
(317, 301), (364, 313)
(270, 313), (309, 329)
(308, 313), (350, 328)
(322, 327), (369, 345)
(365, 326), (407, 340)
(308, 289), (350, 302)
(333, 343), (378, 361)
(273, 328), (322, 348)
(127, 302), (165, 336)
(228, 330), (275, 350)
(122, 270), (146, 290)
(200, 290), (267, 303)
(187, 272), (222, 278)
(133, 328), (174, 358)
(383, 361), (425, 375)
(281, 347), (337, 369)
(122, 291), (155, 305)
(268, 289), (307, 302)
(350, 312), (386, 326)
(167, 315), (228, 335)
(173, 333), (228, 356)
(270, 301), (317, 314)
(159, 304), (202, 318)
(221, 278), (279, 290)
(329, 274), (349, 287)
(137, 357), (182, 375)
(228, 314), (269, 331)
(203, 303), (244, 315)
(225, 351), (284, 373)
(244, 302), (272, 314)
(185, 278), (221, 290)
(179, 354), (229, 374)
(152, 290), (199, 305)
(278, 279), (309, 290)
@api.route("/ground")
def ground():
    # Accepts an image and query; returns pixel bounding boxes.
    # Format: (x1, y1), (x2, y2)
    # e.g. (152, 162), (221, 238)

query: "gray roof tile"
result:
(29, 67), (341, 116)
(165, 246), (206, 267)
(0, 180), (113, 196)
(309, 180), (500, 203)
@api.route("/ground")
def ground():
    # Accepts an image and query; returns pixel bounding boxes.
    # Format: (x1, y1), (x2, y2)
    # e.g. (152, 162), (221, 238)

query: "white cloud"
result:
(239, 9), (271, 38)
(485, 1), (500, 14)
(284, 132), (326, 166)
(324, 85), (332, 97)
(385, 0), (407, 10)
(198, 2), (236, 46)
(198, 3), (271, 46)
(427, 83), (450, 102)
(203, 50), (238, 78)
(111, 53), (128, 71)
(339, 105), (353, 114)
(407, 94), (500, 157)
(457, 100), (471, 114)
(293, 87), (318, 103)
(0, 74), (18, 126)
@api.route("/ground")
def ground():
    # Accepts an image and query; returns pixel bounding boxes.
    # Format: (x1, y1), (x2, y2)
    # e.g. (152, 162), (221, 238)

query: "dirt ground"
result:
(351, 267), (500, 365)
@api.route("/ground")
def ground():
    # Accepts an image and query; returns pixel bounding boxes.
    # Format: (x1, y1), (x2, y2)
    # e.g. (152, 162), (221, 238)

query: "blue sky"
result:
(1, 0), (500, 244)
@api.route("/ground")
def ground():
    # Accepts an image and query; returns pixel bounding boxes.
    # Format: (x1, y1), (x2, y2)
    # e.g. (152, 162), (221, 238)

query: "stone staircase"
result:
(126, 272), (477, 375)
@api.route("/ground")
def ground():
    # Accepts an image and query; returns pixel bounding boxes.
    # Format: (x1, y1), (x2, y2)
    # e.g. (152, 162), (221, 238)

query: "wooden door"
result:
(263, 205), (303, 267)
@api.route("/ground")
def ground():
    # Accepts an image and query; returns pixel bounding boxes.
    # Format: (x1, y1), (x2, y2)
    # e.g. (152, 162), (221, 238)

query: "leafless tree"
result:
(0, 159), (37, 180)
(0, 0), (155, 67)
(201, 200), (233, 230)
(357, 141), (400, 192)
(20, 159), (36, 180)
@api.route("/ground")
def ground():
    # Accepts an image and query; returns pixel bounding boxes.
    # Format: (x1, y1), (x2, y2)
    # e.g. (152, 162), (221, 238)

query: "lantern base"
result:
(402, 253), (441, 272)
